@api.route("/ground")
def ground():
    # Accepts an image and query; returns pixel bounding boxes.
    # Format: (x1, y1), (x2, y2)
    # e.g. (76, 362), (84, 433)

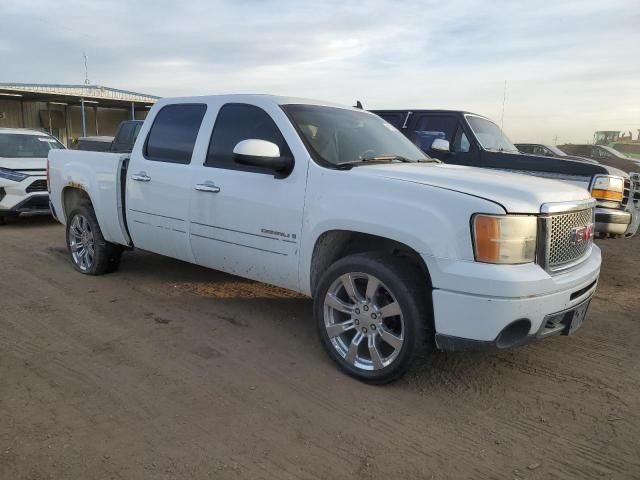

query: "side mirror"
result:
(431, 138), (451, 153)
(233, 139), (293, 174)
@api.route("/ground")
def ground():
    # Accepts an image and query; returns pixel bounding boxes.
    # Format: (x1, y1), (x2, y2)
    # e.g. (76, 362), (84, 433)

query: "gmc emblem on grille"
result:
(571, 223), (594, 246)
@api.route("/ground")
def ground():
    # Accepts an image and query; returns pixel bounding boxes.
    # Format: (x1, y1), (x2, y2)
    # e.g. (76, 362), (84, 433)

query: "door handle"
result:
(131, 172), (151, 182)
(194, 182), (221, 193)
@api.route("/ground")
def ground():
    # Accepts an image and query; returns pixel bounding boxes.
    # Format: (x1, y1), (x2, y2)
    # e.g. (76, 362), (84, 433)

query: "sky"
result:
(1, 0), (638, 144)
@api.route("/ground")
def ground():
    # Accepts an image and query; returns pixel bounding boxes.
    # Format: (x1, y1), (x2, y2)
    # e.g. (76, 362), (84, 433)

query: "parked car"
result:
(77, 120), (143, 154)
(558, 144), (640, 173)
(514, 143), (598, 164)
(49, 95), (601, 383)
(0, 128), (64, 224)
(370, 109), (639, 238)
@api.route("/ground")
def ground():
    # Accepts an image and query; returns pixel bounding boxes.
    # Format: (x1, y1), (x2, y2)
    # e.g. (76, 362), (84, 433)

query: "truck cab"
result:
(371, 109), (640, 238)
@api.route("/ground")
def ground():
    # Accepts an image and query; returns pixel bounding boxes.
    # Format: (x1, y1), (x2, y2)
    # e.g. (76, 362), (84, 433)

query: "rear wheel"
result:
(314, 252), (433, 384)
(66, 204), (122, 275)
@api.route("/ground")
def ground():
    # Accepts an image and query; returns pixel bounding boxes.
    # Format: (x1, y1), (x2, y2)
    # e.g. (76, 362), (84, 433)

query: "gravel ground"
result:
(1, 216), (638, 479)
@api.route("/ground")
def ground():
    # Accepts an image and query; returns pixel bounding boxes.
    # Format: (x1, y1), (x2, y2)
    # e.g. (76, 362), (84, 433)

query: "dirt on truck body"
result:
(1, 217), (639, 479)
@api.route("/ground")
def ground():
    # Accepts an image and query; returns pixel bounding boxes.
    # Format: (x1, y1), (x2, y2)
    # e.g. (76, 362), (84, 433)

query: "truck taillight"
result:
(46, 159), (50, 193)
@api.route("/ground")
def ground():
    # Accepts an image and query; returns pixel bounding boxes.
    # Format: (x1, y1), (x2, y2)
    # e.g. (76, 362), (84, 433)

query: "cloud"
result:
(1, 0), (638, 143)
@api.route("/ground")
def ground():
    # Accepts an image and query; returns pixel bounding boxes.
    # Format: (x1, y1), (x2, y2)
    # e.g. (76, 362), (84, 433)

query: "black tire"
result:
(0, 213), (18, 225)
(314, 252), (434, 384)
(66, 203), (123, 275)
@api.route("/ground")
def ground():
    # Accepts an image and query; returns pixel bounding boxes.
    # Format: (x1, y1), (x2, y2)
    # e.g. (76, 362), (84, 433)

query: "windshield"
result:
(283, 105), (430, 166)
(466, 115), (519, 153)
(600, 145), (629, 159)
(0, 133), (64, 158)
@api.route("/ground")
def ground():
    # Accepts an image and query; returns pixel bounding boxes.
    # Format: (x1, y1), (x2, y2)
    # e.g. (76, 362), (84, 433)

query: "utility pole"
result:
(83, 52), (90, 85)
(500, 80), (507, 129)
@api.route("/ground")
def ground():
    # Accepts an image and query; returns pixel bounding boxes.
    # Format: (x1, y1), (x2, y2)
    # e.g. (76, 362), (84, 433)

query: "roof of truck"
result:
(152, 94), (357, 110)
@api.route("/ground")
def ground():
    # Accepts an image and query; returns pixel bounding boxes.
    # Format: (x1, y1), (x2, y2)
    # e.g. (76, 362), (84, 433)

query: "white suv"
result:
(0, 128), (64, 224)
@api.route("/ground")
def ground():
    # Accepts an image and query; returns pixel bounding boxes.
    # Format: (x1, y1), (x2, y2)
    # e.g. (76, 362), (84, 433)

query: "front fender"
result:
(299, 166), (505, 294)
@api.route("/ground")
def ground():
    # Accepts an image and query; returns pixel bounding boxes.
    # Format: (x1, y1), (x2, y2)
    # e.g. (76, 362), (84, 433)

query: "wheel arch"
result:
(61, 186), (93, 223)
(308, 229), (432, 296)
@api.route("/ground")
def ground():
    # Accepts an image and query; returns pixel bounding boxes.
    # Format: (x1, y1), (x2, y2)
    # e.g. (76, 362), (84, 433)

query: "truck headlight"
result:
(0, 167), (28, 182)
(590, 175), (624, 202)
(472, 214), (537, 264)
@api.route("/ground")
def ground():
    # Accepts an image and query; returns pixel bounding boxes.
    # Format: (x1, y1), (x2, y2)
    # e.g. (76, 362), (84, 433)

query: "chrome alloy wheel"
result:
(323, 272), (405, 371)
(69, 214), (95, 271)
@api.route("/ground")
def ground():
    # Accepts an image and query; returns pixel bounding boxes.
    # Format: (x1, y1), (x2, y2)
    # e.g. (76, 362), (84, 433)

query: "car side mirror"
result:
(233, 139), (293, 175)
(432, 138), (451, 153)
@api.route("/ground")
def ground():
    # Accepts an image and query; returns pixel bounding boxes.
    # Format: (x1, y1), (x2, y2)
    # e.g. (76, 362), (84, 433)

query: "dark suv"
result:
(558, 144), (639, 173)
(370, 109), (639, 238)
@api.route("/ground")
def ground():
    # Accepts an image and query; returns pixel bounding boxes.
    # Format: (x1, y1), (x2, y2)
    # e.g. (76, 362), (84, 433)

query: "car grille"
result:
(539, 207), (595, 272)
(622, 178), (630, 206)
(26, 179), (48, 193)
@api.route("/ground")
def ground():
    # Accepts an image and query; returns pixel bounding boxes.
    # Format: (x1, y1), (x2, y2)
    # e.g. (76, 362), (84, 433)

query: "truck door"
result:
(188, 102), (306, 291)
(408, 114), (476, 165)
(126, 103), (207, 262)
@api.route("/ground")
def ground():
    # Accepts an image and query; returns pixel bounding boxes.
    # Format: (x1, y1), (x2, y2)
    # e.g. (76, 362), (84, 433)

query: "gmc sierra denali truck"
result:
(49, 95), (601, 383)
(371, 109), (640, 238)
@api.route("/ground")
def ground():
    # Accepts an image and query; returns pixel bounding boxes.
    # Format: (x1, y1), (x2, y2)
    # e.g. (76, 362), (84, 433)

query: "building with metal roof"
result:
(0, 83), (159, 147)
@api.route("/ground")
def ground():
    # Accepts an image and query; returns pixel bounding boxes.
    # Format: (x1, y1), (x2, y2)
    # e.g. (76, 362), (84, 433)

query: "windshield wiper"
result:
(336, 155), (420, 169)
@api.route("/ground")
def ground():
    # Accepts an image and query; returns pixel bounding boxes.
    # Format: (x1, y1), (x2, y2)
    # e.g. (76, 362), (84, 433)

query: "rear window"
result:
(0, 133), (64, 158)
(144, 104), (207, 164)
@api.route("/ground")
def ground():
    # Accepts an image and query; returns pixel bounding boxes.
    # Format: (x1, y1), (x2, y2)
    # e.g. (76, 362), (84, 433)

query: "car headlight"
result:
(472, 214), (537, 264)
(590, 175), (624, 202)
(0, 167), (29, 182)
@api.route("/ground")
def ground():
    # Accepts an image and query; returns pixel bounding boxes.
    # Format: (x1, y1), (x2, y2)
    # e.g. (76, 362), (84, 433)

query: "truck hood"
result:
(354, 162), (592, 213)
(0, 157), (47, 173)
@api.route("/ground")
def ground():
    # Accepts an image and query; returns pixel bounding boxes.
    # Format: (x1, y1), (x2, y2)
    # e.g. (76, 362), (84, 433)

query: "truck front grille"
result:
(623, 178), (630, 206)
(539, 206), (595, 272)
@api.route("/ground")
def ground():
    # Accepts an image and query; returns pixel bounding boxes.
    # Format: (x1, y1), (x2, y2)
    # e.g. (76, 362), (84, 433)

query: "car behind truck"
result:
(49, 95), (601, 383)
(371, 109), (640, 238)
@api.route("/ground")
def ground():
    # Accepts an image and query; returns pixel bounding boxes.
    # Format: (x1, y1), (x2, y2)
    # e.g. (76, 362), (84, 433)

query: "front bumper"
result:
(430, 245), (601, 351)
(595, 207), (631, 236)
(0, 175), (50, 215)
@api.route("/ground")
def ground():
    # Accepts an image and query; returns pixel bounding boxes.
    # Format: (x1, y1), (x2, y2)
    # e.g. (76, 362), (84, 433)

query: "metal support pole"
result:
(94, 106), (99, 136)
(80, 98), (87, 137)
(131, 101), (135, 120)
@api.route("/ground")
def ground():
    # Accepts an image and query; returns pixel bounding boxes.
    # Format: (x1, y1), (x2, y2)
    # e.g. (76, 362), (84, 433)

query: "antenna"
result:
(83, 52), (90, 85)
(500, 80), (507, 129)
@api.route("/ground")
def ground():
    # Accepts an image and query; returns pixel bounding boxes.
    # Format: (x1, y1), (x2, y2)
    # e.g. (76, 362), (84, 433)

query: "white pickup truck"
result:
(48, 95), (601, 383)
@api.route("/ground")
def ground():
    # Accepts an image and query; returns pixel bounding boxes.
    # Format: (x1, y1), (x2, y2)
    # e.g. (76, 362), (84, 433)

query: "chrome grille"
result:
(539, 206), (595, 272)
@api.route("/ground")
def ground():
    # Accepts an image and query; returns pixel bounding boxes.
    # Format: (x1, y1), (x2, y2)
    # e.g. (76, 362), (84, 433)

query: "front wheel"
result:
(314, 252), (433, 384)
(66, 204), (122, 275)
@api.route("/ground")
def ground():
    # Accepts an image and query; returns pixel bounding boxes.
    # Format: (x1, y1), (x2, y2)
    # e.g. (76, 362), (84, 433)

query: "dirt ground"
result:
(1, 217), (639, 479)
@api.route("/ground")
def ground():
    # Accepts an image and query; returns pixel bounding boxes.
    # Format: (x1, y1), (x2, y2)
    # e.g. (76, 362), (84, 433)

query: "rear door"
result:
(126, 103), (207, 262)
(188, 102), (306, 290)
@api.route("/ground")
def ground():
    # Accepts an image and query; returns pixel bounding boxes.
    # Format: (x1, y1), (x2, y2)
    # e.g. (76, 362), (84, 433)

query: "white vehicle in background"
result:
(48, 95), (601, 383)
(0, 128), (64, 224)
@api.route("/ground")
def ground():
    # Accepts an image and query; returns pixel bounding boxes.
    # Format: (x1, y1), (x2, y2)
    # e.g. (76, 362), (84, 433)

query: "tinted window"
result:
(378, 113), (404, 129)
(411, 116), (458, 152)
(206, 103), (291, 172)
(145, 104), (206, 164)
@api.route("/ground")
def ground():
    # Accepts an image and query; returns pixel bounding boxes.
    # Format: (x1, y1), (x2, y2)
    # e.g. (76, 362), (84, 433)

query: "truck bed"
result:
(48, 150), (131, 247)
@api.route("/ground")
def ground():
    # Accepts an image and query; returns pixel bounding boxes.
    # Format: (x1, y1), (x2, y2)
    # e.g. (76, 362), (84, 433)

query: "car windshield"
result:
(283, 104), (431, 166)
(600, 145), (629, 159)
(0, 133), (64, 158)
(466, 115), (519, 153)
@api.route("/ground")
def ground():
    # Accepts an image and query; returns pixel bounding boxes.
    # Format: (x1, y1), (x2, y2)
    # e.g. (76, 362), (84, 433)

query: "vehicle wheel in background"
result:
(314, 252), (434, 384)
(66, 203), (123, 275)
(0, 213), (19, 225)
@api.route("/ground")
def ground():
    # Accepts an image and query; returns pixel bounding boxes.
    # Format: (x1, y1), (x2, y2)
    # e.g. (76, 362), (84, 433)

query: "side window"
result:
(378, 114), (404, 129)
(144, 104), (207, 164)
(411, 115), (458, 152)
(206, 103), (292, 172)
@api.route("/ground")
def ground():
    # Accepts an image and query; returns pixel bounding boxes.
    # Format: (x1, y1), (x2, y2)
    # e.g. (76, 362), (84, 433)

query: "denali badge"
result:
(571, 223), (594, 246)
